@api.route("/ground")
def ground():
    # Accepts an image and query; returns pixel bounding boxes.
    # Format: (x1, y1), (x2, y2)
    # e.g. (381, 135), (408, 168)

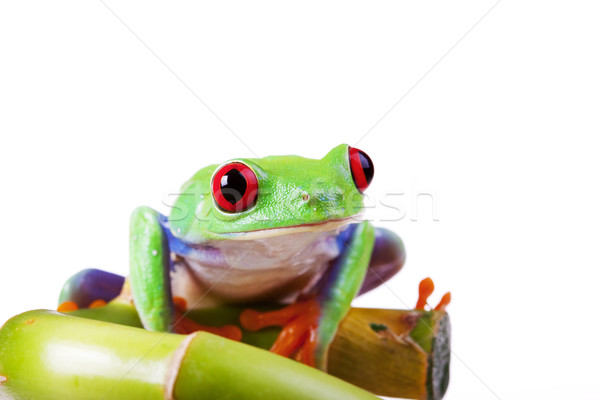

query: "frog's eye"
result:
(348, 147), (374, 193)
(212, 162), (258, 212)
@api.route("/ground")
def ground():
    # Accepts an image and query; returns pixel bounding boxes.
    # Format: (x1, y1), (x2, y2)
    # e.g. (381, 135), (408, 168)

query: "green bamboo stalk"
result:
(68, 301), (450, 399)
(0, 310), (379, 400)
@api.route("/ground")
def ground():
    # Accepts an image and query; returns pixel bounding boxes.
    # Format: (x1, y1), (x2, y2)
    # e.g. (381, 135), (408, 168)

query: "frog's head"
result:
(169, 144), (374, 242)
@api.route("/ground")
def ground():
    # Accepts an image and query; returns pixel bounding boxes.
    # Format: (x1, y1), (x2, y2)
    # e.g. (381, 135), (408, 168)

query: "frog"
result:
(58, 144), (447, 370)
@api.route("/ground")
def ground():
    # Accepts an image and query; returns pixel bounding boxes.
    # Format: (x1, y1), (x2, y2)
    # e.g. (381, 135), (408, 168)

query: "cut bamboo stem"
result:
(0, 303), (450, 399)
(327, 308), (450, 400)
(70, 301), (450, 399)
(0, 310), (378, 400)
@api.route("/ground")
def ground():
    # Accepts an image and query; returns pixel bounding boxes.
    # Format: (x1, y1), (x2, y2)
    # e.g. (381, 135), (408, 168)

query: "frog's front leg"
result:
(129, 207), (242, 341)
(129, 206), (174, 332)
(241, 220), (376, 370)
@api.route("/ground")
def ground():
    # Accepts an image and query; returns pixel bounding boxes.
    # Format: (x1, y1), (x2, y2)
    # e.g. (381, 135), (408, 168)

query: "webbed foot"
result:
(240, 298), (320, 366)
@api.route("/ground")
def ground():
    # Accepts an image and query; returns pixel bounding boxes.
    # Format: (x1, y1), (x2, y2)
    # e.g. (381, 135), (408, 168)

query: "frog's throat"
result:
(211, 215), (360, 241)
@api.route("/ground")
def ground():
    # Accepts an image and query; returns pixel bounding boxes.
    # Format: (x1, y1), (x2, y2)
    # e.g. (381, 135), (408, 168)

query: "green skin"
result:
(169, 144), (365, 239)
(92, 144), (398, 370)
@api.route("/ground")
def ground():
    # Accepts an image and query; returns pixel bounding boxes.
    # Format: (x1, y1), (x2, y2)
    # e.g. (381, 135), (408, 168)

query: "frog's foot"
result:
(415, 277), (452, 311)
(171, 297), (242, 341)
(240, 298), (320, 366)
(58, 298), (109, 313)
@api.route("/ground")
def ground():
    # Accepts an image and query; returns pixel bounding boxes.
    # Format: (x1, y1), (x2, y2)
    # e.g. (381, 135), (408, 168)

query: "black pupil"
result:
(220, 169), (247, 205)
(358, 151), (374, 185)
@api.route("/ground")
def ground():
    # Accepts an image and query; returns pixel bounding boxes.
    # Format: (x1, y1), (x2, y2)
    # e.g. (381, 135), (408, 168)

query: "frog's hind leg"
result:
(58, 268), (125, 310)
(358, 227), (406, 295)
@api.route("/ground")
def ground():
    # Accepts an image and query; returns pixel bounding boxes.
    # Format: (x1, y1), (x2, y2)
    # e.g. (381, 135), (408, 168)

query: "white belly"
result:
(170, 229), (341, 308)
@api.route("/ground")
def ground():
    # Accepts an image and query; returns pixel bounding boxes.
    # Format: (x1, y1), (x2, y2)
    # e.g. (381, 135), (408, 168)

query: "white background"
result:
(1, 1), (599, 399)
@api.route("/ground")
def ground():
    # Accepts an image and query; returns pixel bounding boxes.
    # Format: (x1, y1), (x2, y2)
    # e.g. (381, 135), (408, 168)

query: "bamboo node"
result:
(164, 331), (202, 400)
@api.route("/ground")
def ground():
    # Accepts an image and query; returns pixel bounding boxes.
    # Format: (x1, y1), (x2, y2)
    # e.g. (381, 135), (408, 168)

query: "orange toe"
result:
(89, 299), (107, 308)
(240, 301), (314, 332)
(415, 278), (451, 311)
(173, 317), (242, 341)
(172, 296), (188, 311)
(294, 325), (317, 366)
(57, 301), (79, 312)
(434, 292), (452, 311)
(416, 277), (435, 310)
(173, 306), (242, 341)
(239, 309), (263, 332)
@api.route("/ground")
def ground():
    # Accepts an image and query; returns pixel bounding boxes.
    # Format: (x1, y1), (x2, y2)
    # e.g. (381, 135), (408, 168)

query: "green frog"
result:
(59, 144), (448, 370)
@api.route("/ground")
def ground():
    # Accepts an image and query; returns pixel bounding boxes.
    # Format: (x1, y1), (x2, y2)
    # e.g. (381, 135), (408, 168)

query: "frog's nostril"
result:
(301, 193), (310, 202)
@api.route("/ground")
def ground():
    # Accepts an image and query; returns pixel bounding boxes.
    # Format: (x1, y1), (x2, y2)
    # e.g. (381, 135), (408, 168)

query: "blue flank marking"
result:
(158, 214), (226, 270)
(318, 223), (359, 300)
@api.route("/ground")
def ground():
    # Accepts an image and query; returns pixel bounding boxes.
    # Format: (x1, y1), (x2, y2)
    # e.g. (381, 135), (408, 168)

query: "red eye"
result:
(212, 162), (258, 212)
(348, 147), (374, 193)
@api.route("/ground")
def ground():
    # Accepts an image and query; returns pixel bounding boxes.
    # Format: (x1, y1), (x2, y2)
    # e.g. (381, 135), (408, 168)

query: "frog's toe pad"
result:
(240, 299), (320, 367)
(58, 298), (108, 313)
(57, 301), (79, 313)
(89, 299), (107, 308)
(415, 277), (451, 311)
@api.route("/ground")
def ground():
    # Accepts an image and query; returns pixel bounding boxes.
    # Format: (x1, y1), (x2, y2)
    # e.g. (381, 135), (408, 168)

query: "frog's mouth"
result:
(215, 215), (360, 241)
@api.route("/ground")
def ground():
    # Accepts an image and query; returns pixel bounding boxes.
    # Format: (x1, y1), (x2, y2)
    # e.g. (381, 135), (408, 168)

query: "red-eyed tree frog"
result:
(59, 144), (447, 370)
